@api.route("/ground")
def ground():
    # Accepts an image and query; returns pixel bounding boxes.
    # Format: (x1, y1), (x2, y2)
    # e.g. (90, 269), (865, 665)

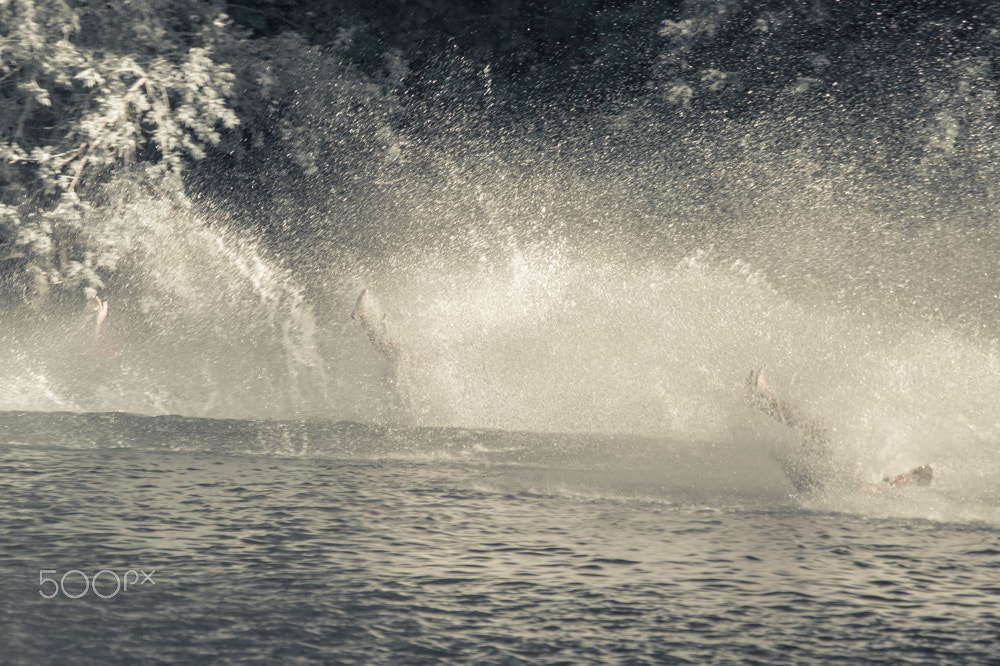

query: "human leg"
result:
(352, 288), (404, 360)
(745, 363), (828, 436)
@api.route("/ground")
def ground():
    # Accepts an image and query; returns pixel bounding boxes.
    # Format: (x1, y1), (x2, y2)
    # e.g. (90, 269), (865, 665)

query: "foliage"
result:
(3, 0), (1000, 305)
(214, 29), (403, 179)
(648, 2), (1000, 141)
(225, 0), (678, 112)
(0, 0), (239, 302)
(181, 27), (409, 252)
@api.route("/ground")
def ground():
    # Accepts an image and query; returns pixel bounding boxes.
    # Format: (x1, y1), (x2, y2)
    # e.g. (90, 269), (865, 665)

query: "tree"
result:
(0, 0), (239, 304)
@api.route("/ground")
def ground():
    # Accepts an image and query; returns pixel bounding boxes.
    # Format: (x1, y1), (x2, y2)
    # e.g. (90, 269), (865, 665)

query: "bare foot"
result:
(94, 296), (108, 337)
(351, 288), (370, 321)
(745, 363), (773, 404)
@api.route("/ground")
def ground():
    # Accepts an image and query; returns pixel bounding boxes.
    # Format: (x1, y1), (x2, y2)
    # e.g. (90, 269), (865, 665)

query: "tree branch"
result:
(69, 77), (149, 191)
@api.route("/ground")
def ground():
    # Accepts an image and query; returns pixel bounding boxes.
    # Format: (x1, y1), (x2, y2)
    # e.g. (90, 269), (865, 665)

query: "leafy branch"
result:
(0, 0), (239, 301)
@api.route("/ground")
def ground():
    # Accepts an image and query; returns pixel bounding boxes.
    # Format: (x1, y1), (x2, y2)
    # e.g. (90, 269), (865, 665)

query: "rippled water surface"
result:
(1, 412), (998, 665)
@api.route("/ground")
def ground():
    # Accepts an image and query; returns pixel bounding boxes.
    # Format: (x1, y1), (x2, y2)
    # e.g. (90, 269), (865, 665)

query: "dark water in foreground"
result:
(1, 412), (998, 665)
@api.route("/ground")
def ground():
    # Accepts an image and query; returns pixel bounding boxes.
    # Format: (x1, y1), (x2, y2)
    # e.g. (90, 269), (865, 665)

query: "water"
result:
(3, 18), (1000, 661)
(2, 180), (998, 665)
(2, 219), (998, 663)
(1, 413), (998, 664)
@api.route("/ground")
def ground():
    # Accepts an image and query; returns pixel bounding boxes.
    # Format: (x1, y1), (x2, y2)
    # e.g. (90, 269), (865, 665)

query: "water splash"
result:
(331, 237), (999, 508)
(1, 94), (997, 527)
(1, 193), (330, 419)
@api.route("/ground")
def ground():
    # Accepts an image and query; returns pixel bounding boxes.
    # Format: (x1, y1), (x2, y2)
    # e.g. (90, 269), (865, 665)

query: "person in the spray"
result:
(351, 288), (406, 360)
(79, 293), (116, 362)
(352, 287), (432, 372)
(745, 363), (933, 493)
